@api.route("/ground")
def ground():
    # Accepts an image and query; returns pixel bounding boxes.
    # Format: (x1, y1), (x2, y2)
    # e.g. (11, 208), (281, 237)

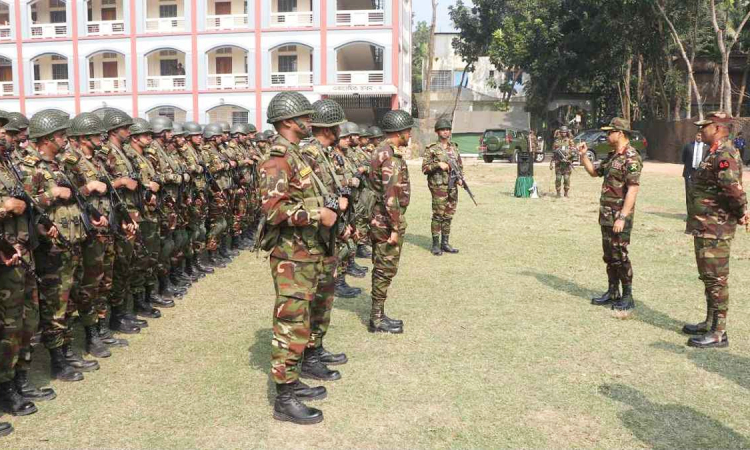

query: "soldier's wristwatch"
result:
(616, 212), (627, 221)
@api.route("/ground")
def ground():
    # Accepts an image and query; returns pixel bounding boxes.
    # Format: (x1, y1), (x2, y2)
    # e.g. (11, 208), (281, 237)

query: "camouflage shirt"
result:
(0, 160), (30, 247)
(595, 145), (642, 226)
(201, 142), (232, 191)
(687, 138), (747, 240)
(553, 137), (576, 165)
(370, 140), (411, 231)
(102, 140), (140, 217)
(60, 147), (113, 221)
(259, 135), (330, 262)
(179, 142), (207, 192)
(422, 141), (462, 189)
(125, 144), (160, 222)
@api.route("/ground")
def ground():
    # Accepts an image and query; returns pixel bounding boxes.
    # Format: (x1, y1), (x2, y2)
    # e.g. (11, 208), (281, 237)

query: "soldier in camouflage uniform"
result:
(100, 109), (147, 335)
(368, 110), (412, 334)
(551, 126), (576, 197)
(578, 118), (642, 314)
(200, 123), (232, 266)
(227, 124), (252, 250)
(3, 113), (30, 166)
(368, 126), (384, 148)
(217, 121), (241, 259)
(682, 112), (749, 348)
(259, 92), (336, 425)
(422, 118), (462, 256)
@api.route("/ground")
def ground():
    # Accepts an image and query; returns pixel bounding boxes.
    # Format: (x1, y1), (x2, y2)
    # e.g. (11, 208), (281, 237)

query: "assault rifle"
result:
(0, 235), (41, 283)
(447, 159), (478, 206)
(98, 174), (146, 246)
(55, 171), (105, 237)
(9, 185), (74, 250)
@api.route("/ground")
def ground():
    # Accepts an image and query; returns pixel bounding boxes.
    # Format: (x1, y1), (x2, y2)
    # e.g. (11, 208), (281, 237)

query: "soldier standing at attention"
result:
(578, 118), (642, 315)
(551, 126), (576, 197)
(422, 118), (462, 256)
(369, 110), (412, 334)
(683, 112), (748, 348)
(259, 92), (336, 425)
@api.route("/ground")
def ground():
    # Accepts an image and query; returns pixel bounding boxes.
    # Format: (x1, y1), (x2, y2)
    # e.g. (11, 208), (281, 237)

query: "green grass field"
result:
(5, 161), (750, 449)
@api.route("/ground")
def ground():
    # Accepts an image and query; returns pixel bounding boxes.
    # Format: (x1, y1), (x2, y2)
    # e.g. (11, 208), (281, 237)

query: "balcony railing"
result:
(336, 70), (384, 84)
(33, 80), (70, 95)
(335, 9), (384, 26)
(0, 25), (11, 40)
(30, 23), (67, 38)
(0, 82), (13, 96)
(146, 75), (186, 91)
(207, 73), (249, 89)
(145, 17), (185, 32)
(270, 12), (313, 27)
(89, 77), (127, 94)
(87, 20), (126, 36)
(206, 14), (247, 30)
(270, 72), (313, 87)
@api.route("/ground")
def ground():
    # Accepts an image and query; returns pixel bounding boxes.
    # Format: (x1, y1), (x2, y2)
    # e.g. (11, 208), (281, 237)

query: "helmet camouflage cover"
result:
(102, 108), (134, 132)
(4, 112), (30, 132)
(68, 112), (106, 137)
(339, 122), (361, 138)
(29, 109), (70, 140)
(203, 122), (223, 139)
(368, 126), (384, 138)
(172, 122), (186, 136)
(310, 99), (347, 128)
(358, 125), (371, 137)
(380, 110), (414, 133)
(266, 91), (315, 124)
(150, 116), (173, 134)
(434, 118), (452, 131)
(129, 118), (153, 135)
(218, 121), (231, 133)
(183, 121), (203, 136)
(230, 123), (251, 135)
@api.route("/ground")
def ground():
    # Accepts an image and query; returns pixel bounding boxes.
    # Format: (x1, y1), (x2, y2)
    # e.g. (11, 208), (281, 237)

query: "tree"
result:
(709, 0), (750, 116)
(423, 0), (439, 119)
(411, 20), (429, 94)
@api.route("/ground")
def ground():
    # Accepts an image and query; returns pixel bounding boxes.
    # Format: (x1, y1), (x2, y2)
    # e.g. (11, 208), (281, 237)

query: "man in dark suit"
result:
(681, 132), (705, 221)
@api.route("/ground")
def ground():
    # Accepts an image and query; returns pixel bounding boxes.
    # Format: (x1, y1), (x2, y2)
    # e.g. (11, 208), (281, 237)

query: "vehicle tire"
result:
(512, 149), (519, 163)
(586, 150), (596, 162)
(534, 152), (545, 163)
(483, 155), (493, 163)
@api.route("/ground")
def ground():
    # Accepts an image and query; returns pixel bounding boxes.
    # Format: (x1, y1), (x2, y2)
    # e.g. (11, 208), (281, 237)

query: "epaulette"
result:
(625, 147), (638, 158)
(426, 142), (438, 150)
(144, 147), (157, 156)
(61, 151), (80, 166)
(300, 143), (320, 157)
(97, 145), (111, 157)
(22, 155), (39, 167)
(269, 144), (288, 157)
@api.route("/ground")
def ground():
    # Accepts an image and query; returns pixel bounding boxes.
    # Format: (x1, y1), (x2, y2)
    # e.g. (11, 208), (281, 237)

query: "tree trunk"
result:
(623, 57), (632, 123)
(709, 0), (750, 116)
(635, 55), (643, 121)
(423, 0), (438, 119)
(736, 52), (750, 117)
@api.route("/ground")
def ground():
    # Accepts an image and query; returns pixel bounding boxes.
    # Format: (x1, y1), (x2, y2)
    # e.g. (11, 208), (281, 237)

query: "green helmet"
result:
(172, 122), (186, 136)
(368, 126), (384, 138)
(358, 124), (371, 137)
(434, 118), (452, 131)
(203, 123), (223, 139)
(102, 108), (133, 132)
(28, 109), (70, 140)
(311, 99), (347, 127)
(0, 110), (8, 127)
(247, 123), (257, 133)
(4, 112), (29, 132)
(37, 109), (70, 121)
(339, 122), (360, 138)
(129, 118), (153, 135)
(150, 116), (173, 134)
(255, 131), (269, 142)
(183, 121), (202, 136)
(381, 110), (414, 133)
(217, 121), (231, 133)
(68, 112), (106, 137)
(266, 91), (315, 124)
(230, 123), (251, 135)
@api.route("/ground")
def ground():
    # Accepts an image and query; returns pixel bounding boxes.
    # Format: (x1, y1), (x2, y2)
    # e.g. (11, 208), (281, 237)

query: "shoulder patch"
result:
(22, 155), (39, 167)
(62, 153), (79, 165)
(269, 145), (287, 157)
(718, 160), (730, 170)
(300, 166), (312, 178)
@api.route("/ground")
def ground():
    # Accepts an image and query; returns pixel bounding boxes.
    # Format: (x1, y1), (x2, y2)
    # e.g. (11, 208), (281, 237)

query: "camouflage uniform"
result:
(686, 133), (746, 345)
(226, 139), (250, 241)
(200, 138), (231, 251)
(552, 136), (576, 195)
(147, 139), (182, 283)
(422, 141), (462, 238)
(178, 138), (208, 257)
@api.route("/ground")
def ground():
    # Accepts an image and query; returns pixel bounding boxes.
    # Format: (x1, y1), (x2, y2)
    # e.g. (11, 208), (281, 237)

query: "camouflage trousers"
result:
(16, 266), (38, 373)
(134, 220), (160, 294)
(310, 257), (336, 349)
(34, 242), (83, 349)
(430, 185), (458, 237)
(270, 257), (325, 385)
(75, 233), (114, 323)
(159, 229), (174, 278)
(601, 224), (633, 286)
(370, 213), (406, 306)
(0, 266), (29, 382)
(555, 163), (572, 192)
(171, 227), (189, 267)
(355, 188), (375, 241)
(206, 190), (228, 251)
(189, 193), (208, 254)
(694, 237), (731, 332)
(232, 187), (249, 237)
(111, 234), (135, 310)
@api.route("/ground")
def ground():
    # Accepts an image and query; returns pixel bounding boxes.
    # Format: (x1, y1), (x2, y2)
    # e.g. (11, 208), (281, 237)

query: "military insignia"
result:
(300, 167), (312, 178)
(22, 155), (39, 166)
(627, 164), (639, 173)
(718, 160), (730, 170)
(43, 172), (53, 180)
(86, 170), (96, 177)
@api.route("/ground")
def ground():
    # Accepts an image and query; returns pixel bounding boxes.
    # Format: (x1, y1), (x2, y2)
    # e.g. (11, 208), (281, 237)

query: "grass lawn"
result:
(4, 161), (750, 449)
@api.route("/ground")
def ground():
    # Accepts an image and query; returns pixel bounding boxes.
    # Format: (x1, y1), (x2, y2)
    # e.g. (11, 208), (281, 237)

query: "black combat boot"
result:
(611, 284), (635, 312)
(273, 382), (324, 425)
(591, 281), (620, 306)
(147, 285), (175, 308)
(84, 325), (111, 358)
(334, 274), (360, 298)
(368, 300), (403, 334)
(564, 189), (570, 198)
(134, 291), (161, 319)
(292, 380), (327, 401)
(441, 234), (459, 254)
(62, 343), (100, 372)
(160, 274), (186, 299)
(313, 345), (348, 366)
(109, 305), (141, 334)
(13, 370), (56, 402)
(48, 347), (84, 382)
(219, 239), (235, 261)
(682, 308), (714, 335)
(349, 258), (369, 274)
(382, 305), (404, 327)
(226, 235), (240, 257)
(0, 381), (37, 416)
(98, 313), (130, 345)
(169, 266), (191, 290)
(345, 263), (367, 278)
(356, 244), (372, 258)
(194, 253), (215, 274)
(0, 420), (12, 437)
(205, 251), (227, 268)
(301, 348), (341, 381)
(185, 257), (205, 280)
(687, 311), (729, 348)
(431, 236), (442, 256)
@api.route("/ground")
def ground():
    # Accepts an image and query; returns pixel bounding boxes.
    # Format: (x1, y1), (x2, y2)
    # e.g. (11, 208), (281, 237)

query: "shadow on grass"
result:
(651, 341), (750, 391)
(404, 233), (433, 253)
(632, 303), (684, 334)
(600, 383), (750, 449)
(334, 291), (371, 327)
(247, 327), (275, 406)
(645, 210), (687, 222)
(518, 271), (598, 299)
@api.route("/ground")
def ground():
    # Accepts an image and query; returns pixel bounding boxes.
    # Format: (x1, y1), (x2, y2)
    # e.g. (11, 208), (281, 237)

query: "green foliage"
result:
(412, 19), (430, 94)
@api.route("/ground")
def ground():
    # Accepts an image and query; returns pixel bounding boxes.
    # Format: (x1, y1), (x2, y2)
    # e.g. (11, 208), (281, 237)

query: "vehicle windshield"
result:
(575, 130), (601, 141)
(484, 130), (507, 139)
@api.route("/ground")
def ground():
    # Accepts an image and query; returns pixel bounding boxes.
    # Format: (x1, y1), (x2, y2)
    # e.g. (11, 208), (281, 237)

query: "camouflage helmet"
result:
(559, 126), (569, 133)
(150, 116), (173, 134)
(183, 121), (203, 136)
(4, 112), (29, 132)
(434, 118), (452, 131)
(266, 91), (315, 124)
(310, 99), (347, 128)
(0, 110), (8, 127)
(68, 112), (106, 137)
(358, 125), (371, 137)
(230, 123), (251, 135)
(102, 108), (133, 132)
(218, 121), (231, 133)
(339, 122), (361, 138)
(37, 109), (70, 121)
(172, 122), (186, 136)
(255, 130), (269, 142)
(129, 118), (153, 135)
(368, 126), (384, 138)
(28, 109), (70, 140)
(381, 110), (414, 133)
(247, 123), (258, 134)
(203, 122), (223, 139)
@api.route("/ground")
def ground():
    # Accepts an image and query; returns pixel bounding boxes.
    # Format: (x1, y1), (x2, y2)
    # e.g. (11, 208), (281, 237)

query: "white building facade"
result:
(0, 0), (412, 127)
